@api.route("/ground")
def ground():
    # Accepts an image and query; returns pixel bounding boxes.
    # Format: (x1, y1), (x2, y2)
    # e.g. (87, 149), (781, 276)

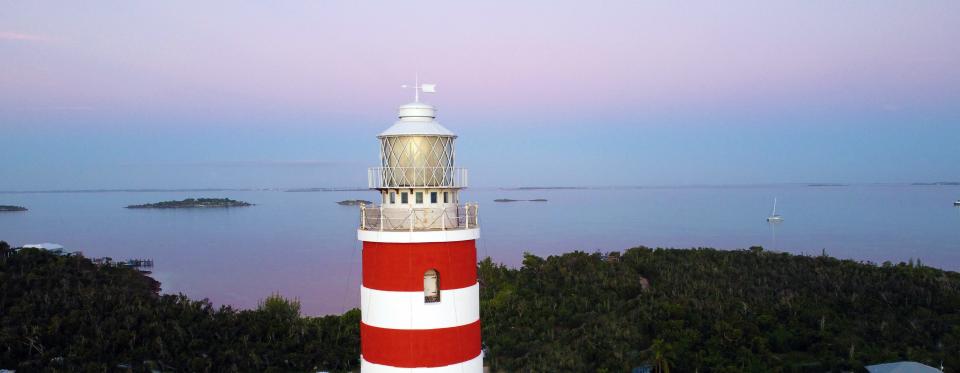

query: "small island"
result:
(0, 205), (28, 212)
(125, 198), (253, 209)
(337, 199), (373, 206)
(494, 198), (548, 202)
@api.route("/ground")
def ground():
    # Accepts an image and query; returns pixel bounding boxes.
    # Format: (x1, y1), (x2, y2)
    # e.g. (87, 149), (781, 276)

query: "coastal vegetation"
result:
(479, 248), (960, 372)
(0, 205), (27, 212)
(125, 198), (253, 209)
(2, 241), (958, 371)
(0, 241), (358, 372)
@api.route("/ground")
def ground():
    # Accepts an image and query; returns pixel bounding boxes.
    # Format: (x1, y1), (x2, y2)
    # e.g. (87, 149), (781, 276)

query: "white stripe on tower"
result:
(361, 353), (484, 373)
(361, 283), (480, 330)
(358, 229), (480, 244)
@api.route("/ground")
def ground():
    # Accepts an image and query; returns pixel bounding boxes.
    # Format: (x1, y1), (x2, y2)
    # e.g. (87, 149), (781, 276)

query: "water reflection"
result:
(1, 185), (958, 315)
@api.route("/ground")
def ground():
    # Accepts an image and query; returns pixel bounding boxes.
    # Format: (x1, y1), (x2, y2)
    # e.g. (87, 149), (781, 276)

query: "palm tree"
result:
(643, 339), (672, 373)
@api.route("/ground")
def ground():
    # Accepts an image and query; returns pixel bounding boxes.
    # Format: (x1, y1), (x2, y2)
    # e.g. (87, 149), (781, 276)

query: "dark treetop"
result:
(125, 198), (253, 209)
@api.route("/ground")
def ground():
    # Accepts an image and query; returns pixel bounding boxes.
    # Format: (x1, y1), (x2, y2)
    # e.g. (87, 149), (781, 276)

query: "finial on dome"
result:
(401, 73), (436, 102)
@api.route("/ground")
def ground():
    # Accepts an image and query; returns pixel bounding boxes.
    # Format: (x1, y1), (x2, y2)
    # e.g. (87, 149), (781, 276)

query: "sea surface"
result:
(1, 185), (958, 315)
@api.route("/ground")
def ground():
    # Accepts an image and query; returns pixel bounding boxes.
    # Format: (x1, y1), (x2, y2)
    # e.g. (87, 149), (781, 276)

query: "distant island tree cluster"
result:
(336, 199), (373, 206)
(0, 205), (27, 212)
(1, 241), (957, 371)
(125, 198), (253, 209)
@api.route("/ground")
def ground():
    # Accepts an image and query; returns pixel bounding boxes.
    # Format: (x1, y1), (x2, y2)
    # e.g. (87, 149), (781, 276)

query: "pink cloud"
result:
(0, 31), (51, 42)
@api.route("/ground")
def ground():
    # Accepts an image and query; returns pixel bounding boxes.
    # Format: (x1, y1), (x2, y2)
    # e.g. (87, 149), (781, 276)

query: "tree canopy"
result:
(2, 241), (958, 371)
(479, 247), (960, 372)
(0, 242), (358, 371)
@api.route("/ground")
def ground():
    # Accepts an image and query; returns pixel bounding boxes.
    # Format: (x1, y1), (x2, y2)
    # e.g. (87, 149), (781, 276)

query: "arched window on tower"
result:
(424, 269), (440, 303)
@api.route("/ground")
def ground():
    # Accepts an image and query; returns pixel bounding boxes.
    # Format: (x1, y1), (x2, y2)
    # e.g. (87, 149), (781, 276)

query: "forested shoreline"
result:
(2, 241), (958, 371)
(479, 247), (960, 372)
(0, 242), (358, 372)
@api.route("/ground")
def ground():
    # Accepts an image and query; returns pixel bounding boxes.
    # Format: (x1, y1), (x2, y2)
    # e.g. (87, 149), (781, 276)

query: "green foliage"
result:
(258, 292), (302, 320)
(0, 247), (358, 371)
(479, 247), (960, 372)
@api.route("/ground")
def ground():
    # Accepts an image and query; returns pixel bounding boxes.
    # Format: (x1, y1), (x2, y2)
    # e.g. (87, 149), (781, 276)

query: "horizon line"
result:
(2, 181), (958, 194)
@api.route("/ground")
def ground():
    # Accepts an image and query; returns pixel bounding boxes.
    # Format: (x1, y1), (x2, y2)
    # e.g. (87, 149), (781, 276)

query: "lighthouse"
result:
(357, 83), (482, 372)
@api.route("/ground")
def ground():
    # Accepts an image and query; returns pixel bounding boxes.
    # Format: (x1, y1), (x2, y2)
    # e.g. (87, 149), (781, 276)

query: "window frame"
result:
(424, 269), (440, 303)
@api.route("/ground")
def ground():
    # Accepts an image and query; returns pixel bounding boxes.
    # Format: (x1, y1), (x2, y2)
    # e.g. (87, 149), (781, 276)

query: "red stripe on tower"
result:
(363, 240), (477, 291)
(361, 320), (482, 367)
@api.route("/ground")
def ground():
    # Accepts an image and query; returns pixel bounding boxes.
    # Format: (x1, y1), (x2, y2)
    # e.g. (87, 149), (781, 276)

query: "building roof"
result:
(379, 120), (455, 137)
(22, 243), (64, 250)
(866, 361), (941, 373)
(378, 101), (455, 137)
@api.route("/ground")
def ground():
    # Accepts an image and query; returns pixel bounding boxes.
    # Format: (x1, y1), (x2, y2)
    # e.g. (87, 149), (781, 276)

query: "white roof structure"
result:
(866, 361), (941, 373)
(378, 102), (455, 138)
(22, 243), (64, 250)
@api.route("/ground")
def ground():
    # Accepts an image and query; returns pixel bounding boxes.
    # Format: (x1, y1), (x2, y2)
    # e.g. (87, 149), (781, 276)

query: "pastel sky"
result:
(2, 1), (959, 190)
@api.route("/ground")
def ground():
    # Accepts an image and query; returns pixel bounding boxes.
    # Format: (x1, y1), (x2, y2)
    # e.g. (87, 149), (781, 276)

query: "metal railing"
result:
(360, 203), (479, 231)
(368, 167), (468, 189)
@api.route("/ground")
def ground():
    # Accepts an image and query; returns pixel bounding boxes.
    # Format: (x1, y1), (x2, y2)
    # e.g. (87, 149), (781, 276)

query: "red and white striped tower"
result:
(357, 83), (482, 372)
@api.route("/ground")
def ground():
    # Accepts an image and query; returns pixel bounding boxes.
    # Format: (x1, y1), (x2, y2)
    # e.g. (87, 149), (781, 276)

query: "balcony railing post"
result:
(465, 204), (470, 229)
(360, 203), (366, 230)
(441, 207), (446, 231)
(379, 205), (384, 232)
(409, 207), (414, 232)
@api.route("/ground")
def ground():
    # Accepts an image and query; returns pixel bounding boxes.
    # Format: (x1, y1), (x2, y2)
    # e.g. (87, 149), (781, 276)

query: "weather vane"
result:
(401, 73), (436, 102)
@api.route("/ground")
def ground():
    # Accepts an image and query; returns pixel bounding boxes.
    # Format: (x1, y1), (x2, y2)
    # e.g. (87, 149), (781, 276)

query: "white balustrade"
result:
(359, 203), (479, 231)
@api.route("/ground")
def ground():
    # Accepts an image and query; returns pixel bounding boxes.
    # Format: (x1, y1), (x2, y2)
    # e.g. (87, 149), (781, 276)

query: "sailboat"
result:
(954, 200), (960, 206)
(766, 198), (784, 222)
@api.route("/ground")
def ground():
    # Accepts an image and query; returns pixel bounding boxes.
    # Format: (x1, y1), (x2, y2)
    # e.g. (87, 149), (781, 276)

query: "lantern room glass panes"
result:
(379, 135), (455, 187)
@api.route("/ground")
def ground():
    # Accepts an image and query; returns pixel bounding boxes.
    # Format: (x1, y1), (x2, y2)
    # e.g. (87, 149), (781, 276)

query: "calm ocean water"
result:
(1, 185), (958, 315)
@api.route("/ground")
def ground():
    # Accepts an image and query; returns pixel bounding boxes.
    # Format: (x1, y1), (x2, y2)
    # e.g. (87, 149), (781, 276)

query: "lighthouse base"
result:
(361, 353), (483, 373)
